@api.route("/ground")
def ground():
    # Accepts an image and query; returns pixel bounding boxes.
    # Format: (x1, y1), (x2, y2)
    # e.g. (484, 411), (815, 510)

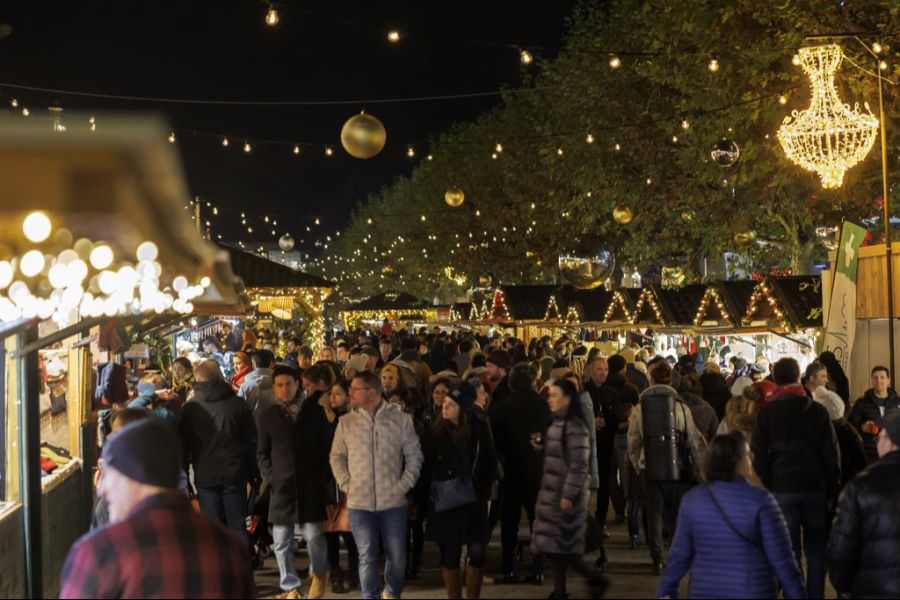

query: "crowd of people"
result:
(61, 321), (900, 599)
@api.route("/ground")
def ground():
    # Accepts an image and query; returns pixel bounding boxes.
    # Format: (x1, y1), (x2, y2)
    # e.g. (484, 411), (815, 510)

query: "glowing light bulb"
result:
(10, 98), (17, 108)
(681, 119), (690, 130)
(427, 154), (433, 161)
(136, 241), (158, 262)
(90, 245), (114, 269)
(222, 137), (230, 147)
(20, 250), (45, 277)
(325, 146), (334, 156)
(708, 58), (719, 72)
(265, 6), (280, 26)
(243, 142), (251, 153)
(23, 212), (52, 243)
(873, 42), (883, 54)
(22, 107), (29, 117)
(609, 55), (621, 69)
(779, 94), (788, 105)
(557, 148), (564, 155)
(586, 133), (595, 144)
(387, 30), (400, 43)
(0, 262), (13, 289)
(520, 49), (533, 65)
(792, 54), (801, 66)
(879, 60), (888, 71)
(406, 146), (415, 157)
(614, 143), (621, 151)
(293, 145), (300, 154)
(671, 135), (678, 143)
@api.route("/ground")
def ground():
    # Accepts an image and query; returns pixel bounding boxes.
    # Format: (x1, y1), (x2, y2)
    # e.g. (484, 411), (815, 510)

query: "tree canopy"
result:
(312, 0), (900, 300)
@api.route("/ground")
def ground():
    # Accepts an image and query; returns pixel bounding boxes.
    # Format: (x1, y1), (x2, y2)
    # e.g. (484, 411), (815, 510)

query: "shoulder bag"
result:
(431, 438), (480, 513)
(705, 484), (760, 549)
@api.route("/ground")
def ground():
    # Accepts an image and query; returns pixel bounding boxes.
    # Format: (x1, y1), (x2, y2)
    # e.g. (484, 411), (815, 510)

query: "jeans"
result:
(197, 483), (249, 550)
(639, 473), (687, 562)
(349, 507), (407, 599)
(272, 522), (328, 591)
(774, 492), (828, 600)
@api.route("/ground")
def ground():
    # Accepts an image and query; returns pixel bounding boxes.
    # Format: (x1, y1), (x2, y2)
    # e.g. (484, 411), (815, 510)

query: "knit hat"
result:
(381, 363), (400, 378)
(813, 386), (845, 421)
(885, 413), (900, 446)
(447, 381), (477, 413)
(730, 375), (754, 396)
(486, 349), (512, 371)
(102, 419), (181, 489)
(750, 361), (768, 375)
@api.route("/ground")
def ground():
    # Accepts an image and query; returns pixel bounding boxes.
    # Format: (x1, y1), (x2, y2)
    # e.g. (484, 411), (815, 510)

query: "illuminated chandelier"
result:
(777, 44), (878, 188)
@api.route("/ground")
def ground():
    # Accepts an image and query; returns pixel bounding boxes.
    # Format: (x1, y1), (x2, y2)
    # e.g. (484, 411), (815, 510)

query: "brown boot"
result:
(308, 571), (328, 599)
(441, 567), (463, 599)
(465, 567), (484, 599)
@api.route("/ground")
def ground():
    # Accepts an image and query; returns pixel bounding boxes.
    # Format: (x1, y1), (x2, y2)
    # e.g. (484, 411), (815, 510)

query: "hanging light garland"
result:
(743, 280), (790, 330)
(543, 294), (563, 322)
(777, 44), (879, 188)
(693, 287), (732, 327)
(631, 288), (664, 324)
(603, 291), (632, 323)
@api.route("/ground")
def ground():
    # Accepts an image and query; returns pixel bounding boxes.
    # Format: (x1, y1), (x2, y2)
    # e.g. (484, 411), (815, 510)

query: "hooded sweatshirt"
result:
(238, 368), (275, 413)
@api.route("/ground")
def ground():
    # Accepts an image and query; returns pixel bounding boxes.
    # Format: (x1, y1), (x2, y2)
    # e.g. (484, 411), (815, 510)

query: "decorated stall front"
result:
(0, 116), (246, 599)
(338, 291), (434, 331)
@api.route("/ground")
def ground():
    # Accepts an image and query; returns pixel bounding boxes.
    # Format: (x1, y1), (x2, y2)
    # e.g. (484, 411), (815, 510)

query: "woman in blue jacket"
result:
(658, 431), (805, 599)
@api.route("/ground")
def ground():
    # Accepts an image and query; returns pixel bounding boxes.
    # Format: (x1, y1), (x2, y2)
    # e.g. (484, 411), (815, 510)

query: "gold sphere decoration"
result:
(734, 230), (756, 246)
(340, 112), (387, 159)
(681, 209), (695, 222)
(612, 204), (633, 225)
(444, 187), (465, 207)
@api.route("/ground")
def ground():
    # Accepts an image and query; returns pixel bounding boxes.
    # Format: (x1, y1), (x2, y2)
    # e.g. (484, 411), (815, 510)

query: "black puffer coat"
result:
(531, 412), (591, 556)
(828, 451), (900, 599)
(699, 371), (731, 421)
(848, 389), (900, 463)
(681, 391), (719, 444)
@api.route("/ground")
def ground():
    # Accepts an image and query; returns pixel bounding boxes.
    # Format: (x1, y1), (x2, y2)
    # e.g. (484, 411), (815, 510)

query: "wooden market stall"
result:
(338, 291), (434, 331)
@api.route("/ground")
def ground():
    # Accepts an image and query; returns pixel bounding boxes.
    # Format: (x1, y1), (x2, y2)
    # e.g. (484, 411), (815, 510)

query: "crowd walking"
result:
(61, 322), (900, 599)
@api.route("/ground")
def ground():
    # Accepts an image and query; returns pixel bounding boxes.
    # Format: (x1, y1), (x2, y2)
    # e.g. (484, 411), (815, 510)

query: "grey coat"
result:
(531, 413), (591, 556)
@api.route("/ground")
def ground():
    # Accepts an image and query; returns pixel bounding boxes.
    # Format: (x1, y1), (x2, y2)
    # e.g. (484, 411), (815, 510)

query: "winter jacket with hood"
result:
(179, 379), (257, 488)
(848, 388), (900, 463)
(752, 387), (840, 496)
(238, 368), (275, 413)
(329, 400), (423, 512)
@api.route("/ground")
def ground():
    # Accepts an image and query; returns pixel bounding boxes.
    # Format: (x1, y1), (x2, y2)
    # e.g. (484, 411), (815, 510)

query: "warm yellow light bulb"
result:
(10, 98), (17, 108)
(681, 119), (690, 130)
(708, 58), (719, 72)
(265, 7), (280, 26)
(168, 132), (176, 143)
(325, 146), (334, 156)
(21, 107), (29, 117)
(387, 30), (400, 43)
(609, 55), (621, 69)
(23, 212), (52, 243)
(872, 42), (883, 54)
(20, 250), (44, 277)
(520, 49), (533, 65)
(792, 54), (801, 66)
(879, 60), (888, 71)
(779, 94), (788, 105)
(243, 142), (251, 153)
(586, 133), (595, 144)
(222, 137), (230, 147)
(293, 145), (300, 154)
(407, 146), (415, 157)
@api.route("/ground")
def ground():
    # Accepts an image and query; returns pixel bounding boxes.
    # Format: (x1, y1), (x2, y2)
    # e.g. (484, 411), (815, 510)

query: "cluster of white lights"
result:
(0, 212), (210, 325)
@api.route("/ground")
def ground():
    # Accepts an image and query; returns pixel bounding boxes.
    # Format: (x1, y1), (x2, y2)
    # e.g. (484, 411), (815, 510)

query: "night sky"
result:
(0, 1), (572, 255)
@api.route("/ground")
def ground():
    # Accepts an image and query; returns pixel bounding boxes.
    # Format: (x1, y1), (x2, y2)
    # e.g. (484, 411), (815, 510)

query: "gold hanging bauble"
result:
(444, 187), (465, 207)
(340, 111), (387, 159)
(612, 204), (633, 224)
(733, 230), (756, 246)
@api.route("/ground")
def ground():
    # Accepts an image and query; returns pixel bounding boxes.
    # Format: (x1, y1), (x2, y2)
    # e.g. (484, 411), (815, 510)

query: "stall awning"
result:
(769, 275), (824, 329)
(220, 244), (333, 290)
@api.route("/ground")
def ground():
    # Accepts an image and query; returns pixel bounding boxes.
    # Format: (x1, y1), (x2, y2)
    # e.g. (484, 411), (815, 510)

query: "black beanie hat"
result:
(102, 419), (181, 489)
(486, 349), (512, 372)
(447, 380), (477, 414)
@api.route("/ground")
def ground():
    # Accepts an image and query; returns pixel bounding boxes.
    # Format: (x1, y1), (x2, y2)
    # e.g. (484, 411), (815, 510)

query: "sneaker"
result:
(381, 590), (400, 599)
(276, 588), (302, 599)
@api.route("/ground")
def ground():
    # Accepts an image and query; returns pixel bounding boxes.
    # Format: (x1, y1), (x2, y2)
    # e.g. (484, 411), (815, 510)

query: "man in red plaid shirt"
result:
(60, 419), (254, 599)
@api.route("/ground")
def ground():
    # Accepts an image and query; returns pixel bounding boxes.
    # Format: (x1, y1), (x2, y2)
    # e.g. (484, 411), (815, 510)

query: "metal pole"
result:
(19, 326), (42, 599)
(193, 196), (202, 236)
(878, 67), (895, 378)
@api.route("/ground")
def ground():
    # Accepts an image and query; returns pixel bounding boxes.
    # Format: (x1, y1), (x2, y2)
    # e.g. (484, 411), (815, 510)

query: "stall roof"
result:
(494, 285), (559, 322)
(568, 288), (615, 323)
(221, 244), (333, 290)
(770, 275), (824, 328)
(718, 280), (759, 322)
(655, 284), (709, 325)
(343, 291), (429, 312)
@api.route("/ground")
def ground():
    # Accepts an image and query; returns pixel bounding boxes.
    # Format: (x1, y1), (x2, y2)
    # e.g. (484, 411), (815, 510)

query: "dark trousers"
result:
(594, 441), (616, 525)
(638, 474), (686, 562)
(500, 481), (544, 576)
(774, 491), (828, 600)
(198, 482), (249, 550)
(325, 531), (359, 575)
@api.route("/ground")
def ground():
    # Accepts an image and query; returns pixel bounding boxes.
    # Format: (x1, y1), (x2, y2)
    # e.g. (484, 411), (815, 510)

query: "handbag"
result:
(431, 439), (480, 513)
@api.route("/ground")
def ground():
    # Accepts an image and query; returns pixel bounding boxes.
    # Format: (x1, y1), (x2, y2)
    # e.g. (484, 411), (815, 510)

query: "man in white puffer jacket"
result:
(330, 370), (423, 599)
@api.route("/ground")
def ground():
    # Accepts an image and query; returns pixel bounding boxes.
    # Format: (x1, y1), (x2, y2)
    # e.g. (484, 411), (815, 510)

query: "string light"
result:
(89, 115), (96, 132)
(520, 49), (533, 65)
(585, 133), (595, 143)
(168, 131), (176, 143)
(406, 145), (415, 158)
(693, 287), (732, 326)
(744, 280), (789, 329)
(243, 141), (252, 153)
(556, 147), (564, 155)
(708, 58), (719, 72)
(614, 143), (621, 151)
(777, 44), (878, 188)
(603, 291), (633, 323)
(609, 55), (621, 69)
(265, 5), (280, 26)
(495, 143), (503, 153)
(631, 288), (665, 324)
(681, 119), (690, 130)
(879, 60), (888, 71)
(222, 137), (230, 147)
(792, 54), (801, 66)
(293, 145), (300, 154)
(325, 146), (334, 156)
(872, 42), (883, 54)
(778, 94), (788, 105)
(543, 294), (563, 322)
(10, 98), (17, 108)
(387, 30), (400, 43)
(21, 107), (29, 117)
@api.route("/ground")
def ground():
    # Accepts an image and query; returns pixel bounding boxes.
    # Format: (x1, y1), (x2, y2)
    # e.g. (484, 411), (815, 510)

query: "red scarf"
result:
(769, 383), (806, 403)
(231, 366), (252, 387)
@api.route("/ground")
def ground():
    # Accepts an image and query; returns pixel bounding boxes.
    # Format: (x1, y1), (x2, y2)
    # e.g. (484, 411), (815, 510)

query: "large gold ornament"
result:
(340, 112), (387, 159)
(733, 229), (756, 246)
(777, 44), (878, 188)
(558, 240), (615, 289)
(661, 266), (686, 288)
(444, 187), (465, 207)
(612, 204), (633, 224)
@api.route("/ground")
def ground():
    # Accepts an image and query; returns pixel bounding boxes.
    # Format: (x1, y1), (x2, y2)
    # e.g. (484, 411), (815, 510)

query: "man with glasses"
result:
(330, 371), (423, 599)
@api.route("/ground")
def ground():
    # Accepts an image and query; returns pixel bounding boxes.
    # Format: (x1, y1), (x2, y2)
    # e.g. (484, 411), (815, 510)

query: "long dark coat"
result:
(423, 416), (497, 545)
(531, 413), (591, 556)
(256, 390), (333, 525)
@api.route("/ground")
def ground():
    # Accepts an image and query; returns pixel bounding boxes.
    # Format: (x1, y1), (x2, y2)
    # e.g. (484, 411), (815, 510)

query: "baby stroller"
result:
(247, 484), (273, 570)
